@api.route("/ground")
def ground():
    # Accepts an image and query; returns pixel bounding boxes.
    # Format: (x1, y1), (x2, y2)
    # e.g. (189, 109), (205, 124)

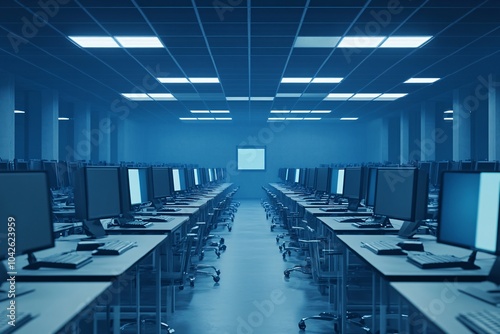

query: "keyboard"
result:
(457, 310), (500, 334)
(159, 207), (181, 212)
(320, 207), (347, 212)
(142, 216), (174, 223)
(120, 221), (153, 228)
(0, 308), (33, 333)
(362, 240), (405, 255)
(406, 252), (465, 269)
(93, 240), (137, 255)
(34, 252), (93, 269)
(352, 221), (383, 228)
(340, 218), (365, 223)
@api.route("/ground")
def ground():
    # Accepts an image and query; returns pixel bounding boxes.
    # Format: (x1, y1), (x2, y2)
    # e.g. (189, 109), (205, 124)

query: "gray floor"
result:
(164, 199), (338, 333)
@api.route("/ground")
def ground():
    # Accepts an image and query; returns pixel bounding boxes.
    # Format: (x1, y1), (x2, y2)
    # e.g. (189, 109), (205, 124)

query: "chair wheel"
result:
(220, 245), (227, 251)
(215, 251), (221, 258)
(216, 269), (221, 275)
(199, 254), (204, 261)
(178, 285), (184, 290)
(282, 252), (286, 260)
(276, 237), (280, 243)
(213, 275), (220, 283)
(278, 246), (282, 252)
(298, 320), (306, 330)
(287, 250), (291, 256)
(284, 270), (290, 278)
(228, 226), (232, 232)
(220, 238), (225, 244)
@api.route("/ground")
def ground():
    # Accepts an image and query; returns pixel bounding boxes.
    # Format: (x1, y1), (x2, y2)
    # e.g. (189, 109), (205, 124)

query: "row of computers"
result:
(418, 160), (499, 188)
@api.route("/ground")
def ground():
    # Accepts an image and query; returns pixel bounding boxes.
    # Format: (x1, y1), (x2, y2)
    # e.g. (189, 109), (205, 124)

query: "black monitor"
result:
(208, 168), (214, 183)
(363, 167), (378, 208)
(151, 167), (173, 200)
(418, 161), (432, 175)
(0, 172), (54, 274)
(185, 168), (195, 190)
(438, 171), (500, 304)
(14, 160), (29, 171)
(0, 161), (10, 171)
(343, 168), (363, 199)
(193, 168), (201, 186)
(459, 160), (473, 171)
(294, 168), (301, 184)
(172, 168), (187, 192)
(315, 167), (330, 193)
(285, 168), (295, 184)
(127, 167), (151, 207)
(306, 168), (316, 190)
(42, 160), (59, 190)
(29, 159), (42, 171)
(433, 161), (450, 188)
(475, 161), (497, 172)
(329, 168), (345, 196)
(74, 167), (122, 238)
(57, 161), (70, 189)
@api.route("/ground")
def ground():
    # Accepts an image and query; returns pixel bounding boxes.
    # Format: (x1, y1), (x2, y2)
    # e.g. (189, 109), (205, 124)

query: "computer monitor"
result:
(286, 168), (295, 184)
(208, 168), (214, 183)
(343, 168), (363, 199)
(475, 161), (497, 172)
(42, 160), (59, 190)
(0, 172), (54, 274)
(294, 168), (301, 184)
(459, 160), (473, 171)
(329, 168), (345, 196)
(315, 167), (330, 193)
(374, 168), (428, 233)
(433, 161), (450, 188)
(364, 167), (378, 208)
(14, 160), (29, 171)
(127, 167), (151, 206)
(74, 167), (122, 238)
(172, 168), (187, 192)
(57, 161), (70, 189)
(193, 168), (201, 186)
(0, 161), (10, 171)
(29, 159), (42, 171)
(438, 171), (500, 304)
(418, 161), (432, 175)
(306, 168), (316, 190)
(151, 167), (173, 200)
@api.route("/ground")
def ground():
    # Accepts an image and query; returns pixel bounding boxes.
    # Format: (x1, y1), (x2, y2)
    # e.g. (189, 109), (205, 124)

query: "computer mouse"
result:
(397, 241), (424, 252)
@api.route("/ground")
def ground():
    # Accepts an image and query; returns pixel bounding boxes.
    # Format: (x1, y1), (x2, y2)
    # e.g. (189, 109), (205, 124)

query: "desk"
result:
(336, 234), (495, 333)
(9, 234), (167, 334)
(391, 281), (500, 333)
(1, 282), (111, 334)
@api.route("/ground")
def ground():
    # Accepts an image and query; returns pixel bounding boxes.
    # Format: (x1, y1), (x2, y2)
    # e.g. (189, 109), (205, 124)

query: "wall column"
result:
(0, 73), (15, 160)
(41, 89), (59, 160)
(98, 110), (111, 163)
(400, 110), (410, 164)
(420, 101), (436, 161)
(488, 75), (500, 160)
(453, 87), (472, 161)
(68, 102), (92, 162)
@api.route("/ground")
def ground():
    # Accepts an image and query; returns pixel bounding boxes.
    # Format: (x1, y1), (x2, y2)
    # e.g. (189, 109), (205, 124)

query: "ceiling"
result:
(1, 0), (499, 123)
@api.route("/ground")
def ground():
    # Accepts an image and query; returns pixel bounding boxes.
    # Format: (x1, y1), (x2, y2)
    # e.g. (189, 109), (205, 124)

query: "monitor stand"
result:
(459, 257), (500, 306)
(0, 263), (35, 300)
(398, 221), (421, 239)
(82, 219), (107, 239)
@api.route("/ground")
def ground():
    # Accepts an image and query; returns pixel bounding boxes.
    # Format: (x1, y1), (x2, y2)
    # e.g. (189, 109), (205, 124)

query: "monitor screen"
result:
(364, 167), (378, 207)
(128, 168), (150, 206)
(172, 168), (187, 191)
(286, 168), (295, 184)
(306, 168), (316, 189)
(194, 168), (200, 186)
(75, 167), (122, 220)
(294, 168), (300, 183)
(433, 161), (450, 187)
(343, 168), (362, 199)
(42, 160), (59, 190)
(315, 167), (330, 193)
(0, 172), (54, 258)
(0, 162), (10, 171)
(438, 172), (500, 255)
(374, 168), (417, 221)
(151, 167), (172, 199)
(475, 161), (497, 172)
(208, 168), (214, 183)
(459, 160), (473, 171)
(14, 160), (29, 171)
(329, 168), (345, 195)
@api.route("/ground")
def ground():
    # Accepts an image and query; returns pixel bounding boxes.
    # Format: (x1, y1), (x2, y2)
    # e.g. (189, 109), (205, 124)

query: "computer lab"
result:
(1, 1), (500, 333)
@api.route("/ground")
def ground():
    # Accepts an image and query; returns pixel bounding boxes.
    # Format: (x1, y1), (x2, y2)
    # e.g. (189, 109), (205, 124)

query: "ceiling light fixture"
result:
(380, 36), (432, 48)
(404, 77), (440, 84)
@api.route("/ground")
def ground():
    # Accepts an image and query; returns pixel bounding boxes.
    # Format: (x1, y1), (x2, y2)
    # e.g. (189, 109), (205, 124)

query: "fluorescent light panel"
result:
(188, 77), (220, 83)
(349, 93), (381, 101)
(341, 117), (358, 120)
(226, 97), (249, 101)
(114, 36), (163, 48)
(275, 93), (302, 98)
(311, 77), (343, 83)
(290, 110), (311, 113)
(404, 77), (440, 84)
(325, 93), (353, 100)
(311, 110), (331, 114)
(147, 93), (176, 101)
(68, 36), (119, 48)
(58, 117), (70, 121)
(338, 36), (385, 48)
(303, 118), (321, 121)
(210, 110), (230, 113)
(158, 77), (190, 83)
(281, 77), (311, 83)
(444, 117), (453, 121)
(250, 97), (274, 101)
(270, 110), (290, 113)
(180, 118), (197, 121)
(380, 36), (432, 48)
(374, 93), (407, 101)
(444, 110), (453, 114)
(268, 117), (286, 121)
(14, 110), (25, 114)
(294, 36), (341, 48)
(121, 93), (152, 101)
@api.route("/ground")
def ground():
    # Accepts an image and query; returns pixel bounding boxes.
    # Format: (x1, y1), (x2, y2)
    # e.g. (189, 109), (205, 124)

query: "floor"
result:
(163, 199), (338, 334)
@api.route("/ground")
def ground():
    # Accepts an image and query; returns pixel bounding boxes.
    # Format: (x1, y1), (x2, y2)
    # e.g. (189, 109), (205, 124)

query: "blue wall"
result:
(121, 116), (372, 198)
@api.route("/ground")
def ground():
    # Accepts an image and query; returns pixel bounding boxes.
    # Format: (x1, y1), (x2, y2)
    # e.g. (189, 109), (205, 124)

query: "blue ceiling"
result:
(0, 0), (499, 123)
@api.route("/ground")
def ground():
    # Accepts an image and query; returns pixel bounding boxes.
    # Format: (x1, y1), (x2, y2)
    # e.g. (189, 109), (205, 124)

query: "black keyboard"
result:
(457, 310), (500, 334)
(320, 207), (347, 212)
(361, 240), (405, 255)
(406, 253), (465, 269)
(340, 218), (365, 223)
(120, 221), (153, 228)
(142, 216), (173, 223)
(35, 252), (93, 269)
(0, 309), (33, 333)
(352, 221), (383, 228)
(93, 240), (137, 255)
(159, 207), (181, 212)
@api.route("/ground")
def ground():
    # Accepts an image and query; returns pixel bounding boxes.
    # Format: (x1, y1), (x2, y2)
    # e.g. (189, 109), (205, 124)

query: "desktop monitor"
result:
(208, 168), (214, 183)
(0, 161), (10, 171)
(42, 160), (59, 190)
(475, 161), (497, 172)
(329, 168), (345, 196)
(432, 161), (450, 187)
(14, 160), (29, 171)
(342, 168), (363, 199)
(418, 161), (432, 176)
(127, 168), (151, 206)
(29, 159), (42, 171)
(306, 168), (316, 190)
(364, 167), (378, 208)
(0, 172), (54, 274)
(294, 168), (301, 184)
(193, 168), (201, 186)
(286, 168), (295, 184)
(438, 171), (500, 303)
(315, 167), (330, 193)
(57, 161), (70, 189)
(459, 160), (473, 171)
(151, 167), (173, 199)
(172, 168), (187, 192)
(185, 168), (195, 190)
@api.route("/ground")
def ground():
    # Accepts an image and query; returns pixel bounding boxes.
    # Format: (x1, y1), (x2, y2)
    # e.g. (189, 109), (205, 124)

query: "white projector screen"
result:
(237, 147), (266, 170)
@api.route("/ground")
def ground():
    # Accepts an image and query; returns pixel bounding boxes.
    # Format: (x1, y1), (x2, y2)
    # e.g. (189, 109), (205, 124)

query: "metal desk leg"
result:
(136, 265), (141, 334)
(379, 279), (388, 334)
(113, 278), (121, 334)
(156, 248), (162, 334)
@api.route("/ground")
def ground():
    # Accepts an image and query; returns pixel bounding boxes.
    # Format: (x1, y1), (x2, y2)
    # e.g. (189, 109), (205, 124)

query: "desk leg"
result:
(136, 265), (141, 334)
(379, 279), (388, 334)
(372, 273), (376, 332)
(341, 246), (347, 334)
(156, 248), (162, 334)
(113, 279), (121, 334)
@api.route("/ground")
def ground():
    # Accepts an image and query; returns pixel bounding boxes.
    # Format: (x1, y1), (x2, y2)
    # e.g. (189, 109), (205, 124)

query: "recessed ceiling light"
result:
(197, 117), (215, 121)
(311, 110), (331, 113)
(114, 36), (164, 48)
(148, 93), (176, 101)
(210, 110), (230, 113)
(443, 117), (453, 121)
(294, 36), (341, 48)
(68, 36), (120, 48)
(14, 110), (25, 114)
(121, 93), (152, 101)
(286, 117), (303, 121)
(270, 110), (290, 113)
(338, 36), (385, 48)
(157, 77), (190, 83)
(374, 93), (408, 101)
(275, 93), (302, 98)
(349, 93), (381, 101)
(189, 77), (220, 83)
(190, 110), (210, 113)
(268, 117), (286, 121)
(404, 77), (440, 84)
(58, 117), (70, 121)
(290, 110), (311, 113)
(444, 110), (453, 114)
(380, 36), (432, 48)
(180, 118), (197, 121)
(340, 117), (359, 121)
(303, 118), (321, 121)
(250, 97), (274, 101)
(324, 93), (353, 100)
(215, 118), (232, 121)
(311, 77), (343, 83)
(226, 97), (249, 101)
(281, 78), (312, 83)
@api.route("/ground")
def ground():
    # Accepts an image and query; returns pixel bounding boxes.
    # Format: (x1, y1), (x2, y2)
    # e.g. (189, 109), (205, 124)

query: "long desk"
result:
(336, 234), (495, 333)
(1, 282), (111, 334)
(8, 234), (167, 334)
